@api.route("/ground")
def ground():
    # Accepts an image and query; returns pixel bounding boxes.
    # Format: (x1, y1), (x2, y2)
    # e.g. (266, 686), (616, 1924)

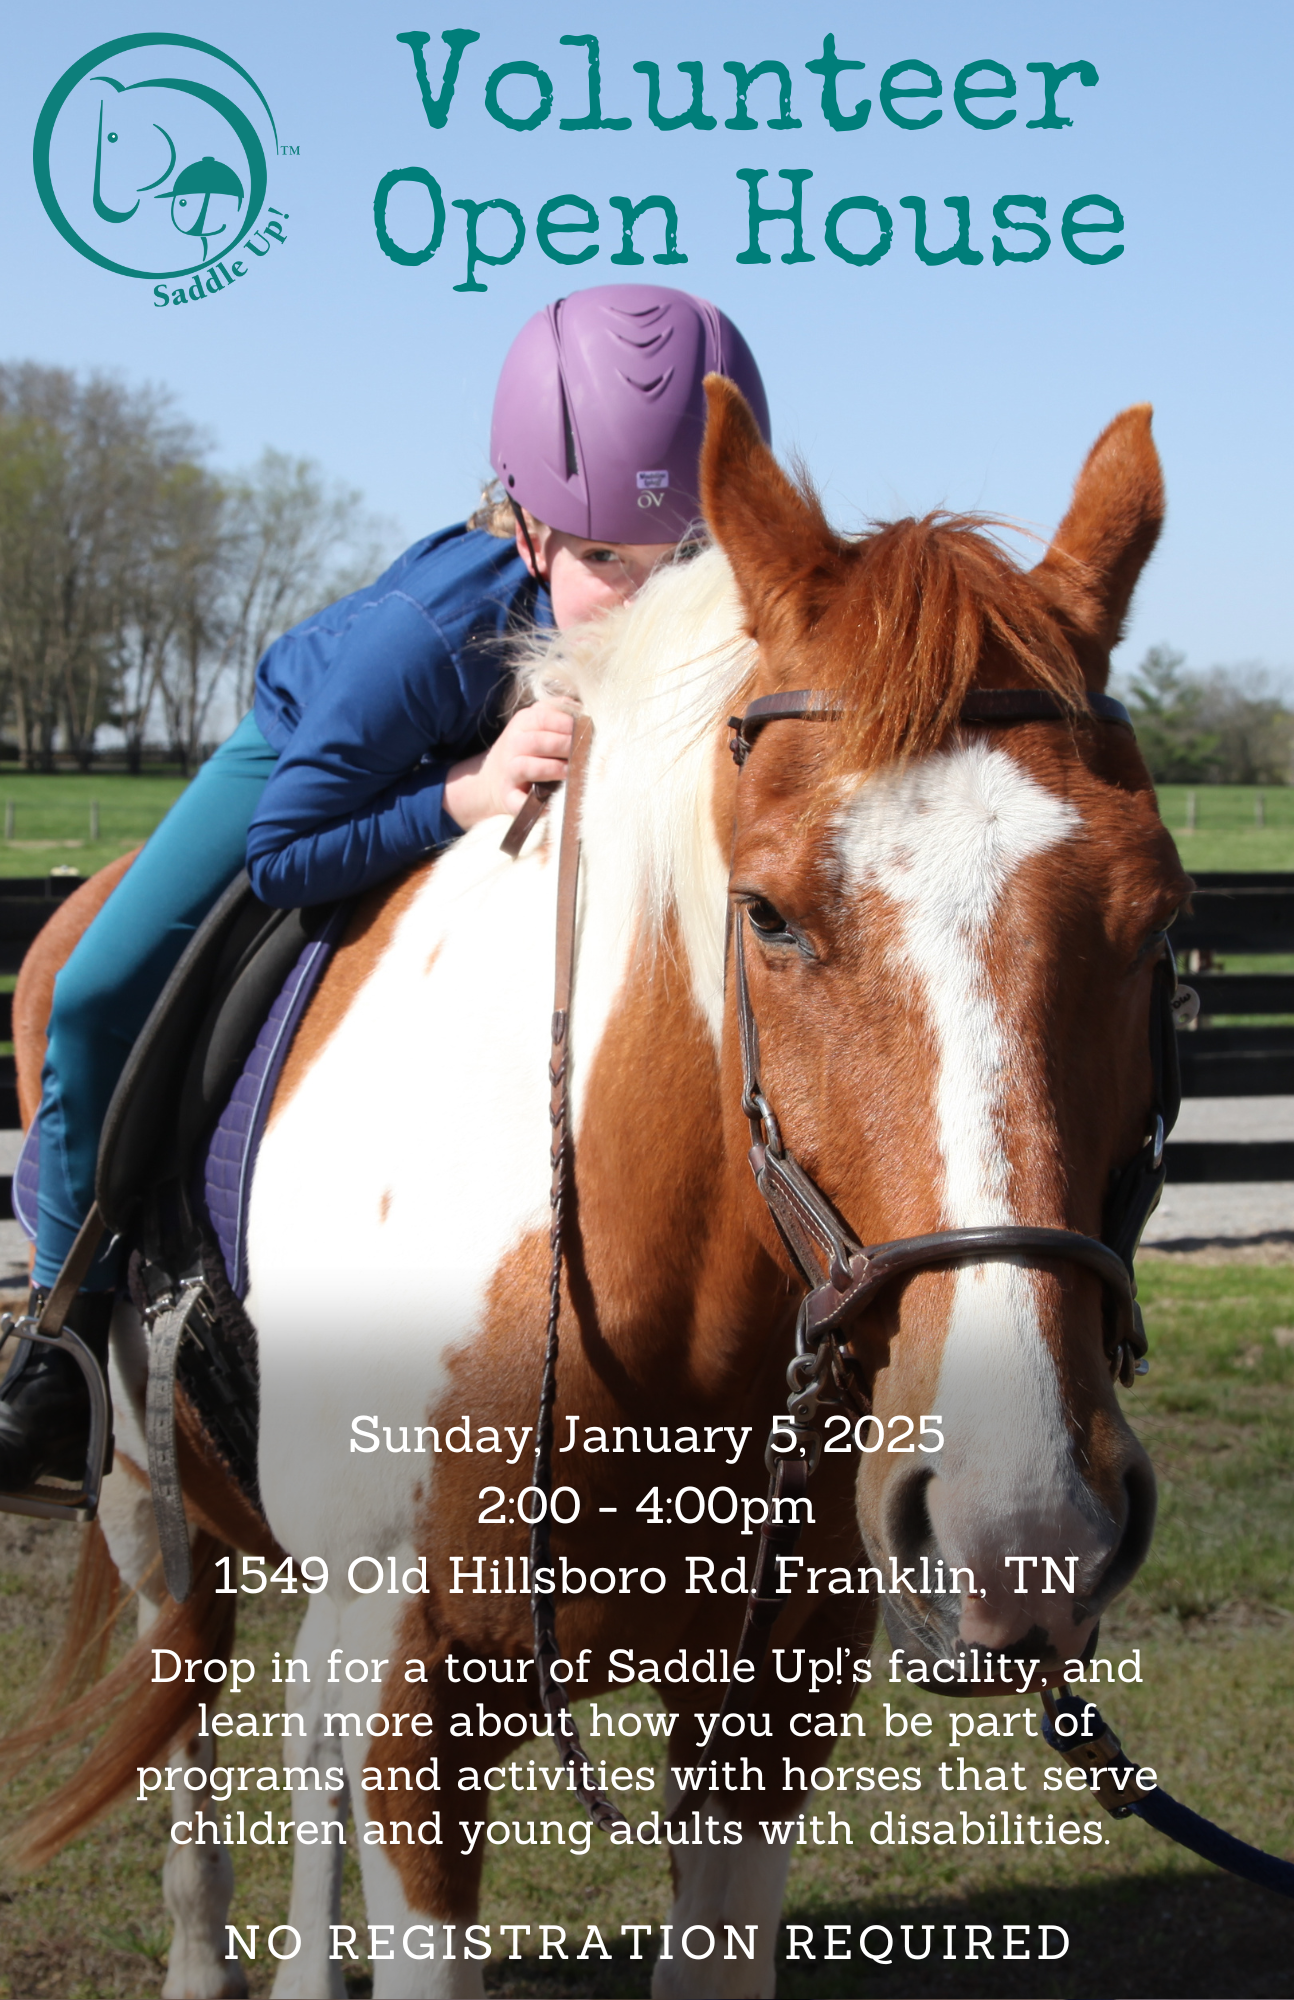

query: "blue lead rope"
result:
(1130, 1784), (1294, 1899)
(1041, 1693), (1294, 1900)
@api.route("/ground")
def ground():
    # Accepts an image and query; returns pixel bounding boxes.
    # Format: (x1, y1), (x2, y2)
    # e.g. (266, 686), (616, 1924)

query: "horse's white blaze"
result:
(838, 743), (1110, 1623)
(246, 787), (629, 1576)
(838, 741), (1078, 1230)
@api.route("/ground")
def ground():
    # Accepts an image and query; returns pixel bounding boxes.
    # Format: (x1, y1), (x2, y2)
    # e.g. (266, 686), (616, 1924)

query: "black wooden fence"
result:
(0, 871), (1288, 1215)
(0, 874), (83, 1124)
(1164, 871), (1294, 1182)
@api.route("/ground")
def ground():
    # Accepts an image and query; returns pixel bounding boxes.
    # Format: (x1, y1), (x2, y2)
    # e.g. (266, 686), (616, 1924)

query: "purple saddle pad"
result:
(15, 906), (348, 1302)
(201, 906), (349, 1298)
(13, 1121), (40, 1242)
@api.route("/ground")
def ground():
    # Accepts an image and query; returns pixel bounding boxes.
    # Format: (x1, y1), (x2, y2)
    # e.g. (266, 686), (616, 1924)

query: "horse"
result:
(2, 382), (1188, 1999)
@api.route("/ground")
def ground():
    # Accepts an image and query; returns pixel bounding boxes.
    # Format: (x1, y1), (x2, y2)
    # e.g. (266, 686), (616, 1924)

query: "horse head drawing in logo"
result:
(35, 32), (274, 282)
(91, 79), (178, 224)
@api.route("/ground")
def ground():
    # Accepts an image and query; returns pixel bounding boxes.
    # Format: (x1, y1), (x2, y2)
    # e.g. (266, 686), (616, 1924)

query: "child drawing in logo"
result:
(159, 155), (244, 258)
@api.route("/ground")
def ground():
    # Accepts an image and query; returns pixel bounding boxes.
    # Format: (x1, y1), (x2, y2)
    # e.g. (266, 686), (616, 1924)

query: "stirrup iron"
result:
(0, 1310), (113, 1523)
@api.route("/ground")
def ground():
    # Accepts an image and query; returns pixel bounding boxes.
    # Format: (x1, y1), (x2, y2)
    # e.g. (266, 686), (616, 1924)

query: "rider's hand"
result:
(443, 702), (575, 832)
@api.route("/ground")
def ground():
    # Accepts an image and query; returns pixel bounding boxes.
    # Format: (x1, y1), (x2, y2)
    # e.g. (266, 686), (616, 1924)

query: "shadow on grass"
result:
(295, 1869), (1294, 2000)
(12, 1868), (1285, 2000)
(770, 1871), (1294, 1998)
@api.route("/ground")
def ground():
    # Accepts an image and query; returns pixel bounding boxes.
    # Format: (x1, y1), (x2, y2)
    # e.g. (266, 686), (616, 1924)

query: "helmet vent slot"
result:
(561, 391), (579, 480)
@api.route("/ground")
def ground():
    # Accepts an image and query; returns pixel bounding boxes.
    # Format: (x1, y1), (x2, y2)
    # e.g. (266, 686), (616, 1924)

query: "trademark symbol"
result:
(278, 143), (299, 155)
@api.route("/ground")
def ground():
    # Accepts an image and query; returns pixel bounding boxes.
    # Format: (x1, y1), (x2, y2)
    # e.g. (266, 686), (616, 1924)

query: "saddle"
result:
(11, 875), (349, 1566)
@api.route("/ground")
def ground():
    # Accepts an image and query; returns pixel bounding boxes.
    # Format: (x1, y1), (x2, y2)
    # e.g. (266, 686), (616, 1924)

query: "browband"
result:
(727, 687), (1133, 767)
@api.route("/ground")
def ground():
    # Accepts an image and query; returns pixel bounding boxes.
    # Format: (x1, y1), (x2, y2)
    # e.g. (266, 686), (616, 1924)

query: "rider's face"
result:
(515, 521), (677, 630)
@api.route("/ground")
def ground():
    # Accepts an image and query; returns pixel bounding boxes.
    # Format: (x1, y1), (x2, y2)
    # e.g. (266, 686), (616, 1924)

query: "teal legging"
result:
(34, 713), (279, 1288)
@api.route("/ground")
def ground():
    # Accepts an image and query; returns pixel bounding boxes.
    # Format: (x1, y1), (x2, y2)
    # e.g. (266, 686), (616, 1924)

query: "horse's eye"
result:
(746, 898), (790, 939)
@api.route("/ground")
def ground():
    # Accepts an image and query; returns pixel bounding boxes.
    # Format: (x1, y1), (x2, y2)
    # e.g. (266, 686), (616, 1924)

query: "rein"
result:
(506, 683), (1190, 1838)
(521, 717), (626, 1828)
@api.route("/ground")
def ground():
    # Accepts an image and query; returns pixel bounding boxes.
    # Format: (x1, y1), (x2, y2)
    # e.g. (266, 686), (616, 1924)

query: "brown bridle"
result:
(728, 684), (1137, 764)
(511, 682), (1188, 1833)
(727, 685), (1157, 1408)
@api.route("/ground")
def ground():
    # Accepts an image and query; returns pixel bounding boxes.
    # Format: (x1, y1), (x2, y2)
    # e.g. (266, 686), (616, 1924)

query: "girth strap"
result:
(146, 1279), (208, 1602)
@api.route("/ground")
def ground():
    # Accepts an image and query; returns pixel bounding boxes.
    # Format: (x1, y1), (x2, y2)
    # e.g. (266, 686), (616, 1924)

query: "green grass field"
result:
(0, 1262), (1290, 1999)
(1154, 784), (1294, 873)
(0, 776), (1287, 881)
(0, 773), (188, 879)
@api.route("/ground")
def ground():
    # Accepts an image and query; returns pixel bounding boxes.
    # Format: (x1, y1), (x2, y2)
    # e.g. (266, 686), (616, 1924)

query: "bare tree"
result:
(109, 458), (207, 771)
(151, 465), (229, 773)
(0, 405), (63, 764)
(0, 365), (205, 768)
(214, 450), (389, 717)
(1196, 667), (1294, 785)
(0, 365), (391, 769)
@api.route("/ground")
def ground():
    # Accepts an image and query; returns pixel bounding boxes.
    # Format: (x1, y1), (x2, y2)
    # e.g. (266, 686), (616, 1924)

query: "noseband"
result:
(727, 686), (1191, 1403)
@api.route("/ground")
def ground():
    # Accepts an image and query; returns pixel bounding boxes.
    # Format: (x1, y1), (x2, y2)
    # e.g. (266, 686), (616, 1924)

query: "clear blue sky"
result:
(5, 1), (1291, 687)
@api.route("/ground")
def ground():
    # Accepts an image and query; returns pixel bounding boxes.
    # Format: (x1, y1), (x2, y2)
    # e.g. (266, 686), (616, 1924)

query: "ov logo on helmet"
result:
(34, 32), (284, 288)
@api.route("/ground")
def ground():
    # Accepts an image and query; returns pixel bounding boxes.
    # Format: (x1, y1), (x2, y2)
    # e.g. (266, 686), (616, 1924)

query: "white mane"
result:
(516, 545), (754, 1037)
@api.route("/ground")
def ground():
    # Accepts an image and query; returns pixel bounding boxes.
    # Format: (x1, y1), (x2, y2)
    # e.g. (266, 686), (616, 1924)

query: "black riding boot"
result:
(0, 1290), (114, 1491)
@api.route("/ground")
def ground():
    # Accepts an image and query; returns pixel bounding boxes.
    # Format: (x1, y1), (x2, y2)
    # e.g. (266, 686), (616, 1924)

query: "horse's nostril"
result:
(887, 1466), (935, 1566)
(1120, 1455), (1158, 1570)
(1080, 1455), (1158, 1619)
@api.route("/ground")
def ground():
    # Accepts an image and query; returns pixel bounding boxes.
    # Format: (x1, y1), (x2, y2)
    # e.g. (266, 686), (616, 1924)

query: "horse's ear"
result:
(700, 375), (838, 638)
(1033, 405), (1164, 675)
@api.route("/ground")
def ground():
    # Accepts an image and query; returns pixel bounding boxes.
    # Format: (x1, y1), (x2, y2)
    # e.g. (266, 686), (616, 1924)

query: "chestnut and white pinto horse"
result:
(7, 388), (1188, 1999)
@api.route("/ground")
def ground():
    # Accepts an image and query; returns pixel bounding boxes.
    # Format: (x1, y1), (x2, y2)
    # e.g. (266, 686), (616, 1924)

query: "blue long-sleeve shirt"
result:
(246, 524), (551, 907)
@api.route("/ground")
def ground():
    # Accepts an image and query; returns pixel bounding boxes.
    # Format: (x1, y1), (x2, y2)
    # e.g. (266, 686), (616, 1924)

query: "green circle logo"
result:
(34, 33), (278, 282)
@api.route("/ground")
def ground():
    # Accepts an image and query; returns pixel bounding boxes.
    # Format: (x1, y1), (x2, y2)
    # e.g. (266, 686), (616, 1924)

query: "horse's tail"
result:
(0, 1525), (234, 1870)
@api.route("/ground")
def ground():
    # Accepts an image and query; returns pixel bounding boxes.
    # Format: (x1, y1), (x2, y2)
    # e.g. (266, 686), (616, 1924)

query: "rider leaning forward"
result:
(0, 284), (770, 1502)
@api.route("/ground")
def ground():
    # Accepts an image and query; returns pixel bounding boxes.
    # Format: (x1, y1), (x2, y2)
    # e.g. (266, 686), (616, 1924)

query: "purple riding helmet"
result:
(490, 284), (770, 546)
